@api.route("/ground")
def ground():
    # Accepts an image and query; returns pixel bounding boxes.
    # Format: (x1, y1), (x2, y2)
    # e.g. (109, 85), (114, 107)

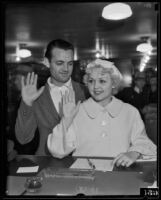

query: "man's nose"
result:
(63, 63), (68, 71)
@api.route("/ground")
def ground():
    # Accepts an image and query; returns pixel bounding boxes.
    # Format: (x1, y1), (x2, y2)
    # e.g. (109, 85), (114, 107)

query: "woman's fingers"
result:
(71, 89), (75, 102)
(68, 88), (75, 102)
(115, 157), (125, 167)
(116, 157), (132, 167)
(125, 160), (133, 167)
(112, 153), (124, 166)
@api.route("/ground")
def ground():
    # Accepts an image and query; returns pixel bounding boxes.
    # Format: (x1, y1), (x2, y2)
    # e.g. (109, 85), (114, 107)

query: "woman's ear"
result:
(112, 79), (116, 88)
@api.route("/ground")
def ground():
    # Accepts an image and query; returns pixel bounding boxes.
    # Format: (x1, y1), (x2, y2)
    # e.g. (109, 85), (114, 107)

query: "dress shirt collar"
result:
(82, 96), (123, 119)
(47, 77), (72, 90)
(134, 86), (141, 93)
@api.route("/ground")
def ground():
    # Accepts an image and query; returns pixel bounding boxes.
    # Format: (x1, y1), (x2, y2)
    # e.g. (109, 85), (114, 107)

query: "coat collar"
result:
(47, 77), (72, 90)
(82, 96), (123, 119)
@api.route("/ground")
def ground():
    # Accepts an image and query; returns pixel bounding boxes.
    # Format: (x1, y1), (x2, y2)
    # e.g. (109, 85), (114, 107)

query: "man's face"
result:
(87, 68), (113, 106)
(49, 47), (74, 86)
(135, 78), (146, 89)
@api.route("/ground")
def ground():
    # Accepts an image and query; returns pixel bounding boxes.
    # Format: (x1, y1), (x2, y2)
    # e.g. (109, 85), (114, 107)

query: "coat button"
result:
(101, 132), (108, 137)
(101, 121), (106, 126)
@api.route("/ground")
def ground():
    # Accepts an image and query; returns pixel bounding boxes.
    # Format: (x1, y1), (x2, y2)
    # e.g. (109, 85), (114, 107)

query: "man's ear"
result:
(44, 57), (50, 68)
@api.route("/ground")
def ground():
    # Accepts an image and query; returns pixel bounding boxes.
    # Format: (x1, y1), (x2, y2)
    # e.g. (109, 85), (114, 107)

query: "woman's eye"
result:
(100, 80), (106, 83)
(88, 79), (93, 83)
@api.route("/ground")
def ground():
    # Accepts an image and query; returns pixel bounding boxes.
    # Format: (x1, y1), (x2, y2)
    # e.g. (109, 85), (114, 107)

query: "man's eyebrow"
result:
(56, 60), (64, 62)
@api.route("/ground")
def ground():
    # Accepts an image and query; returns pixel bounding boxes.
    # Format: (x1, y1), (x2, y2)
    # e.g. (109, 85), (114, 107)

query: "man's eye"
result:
(56, 62), (63, 65)
(68, 62), (73, 66)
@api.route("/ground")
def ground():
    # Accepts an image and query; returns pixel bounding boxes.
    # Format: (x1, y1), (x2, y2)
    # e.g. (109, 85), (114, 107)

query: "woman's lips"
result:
(93, 91), (103, 95)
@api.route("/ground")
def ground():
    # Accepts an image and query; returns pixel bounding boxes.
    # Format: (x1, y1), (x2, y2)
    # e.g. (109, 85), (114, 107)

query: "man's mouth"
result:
(60, 72), (69, 75)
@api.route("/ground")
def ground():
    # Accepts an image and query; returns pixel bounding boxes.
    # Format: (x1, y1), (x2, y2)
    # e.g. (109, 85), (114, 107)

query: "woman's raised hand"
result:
(62, 88), (81, 119)
(21, 72), (45, 106)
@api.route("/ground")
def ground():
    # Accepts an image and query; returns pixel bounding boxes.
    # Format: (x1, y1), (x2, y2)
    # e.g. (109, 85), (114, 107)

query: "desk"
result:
(6, 155), (157, 196)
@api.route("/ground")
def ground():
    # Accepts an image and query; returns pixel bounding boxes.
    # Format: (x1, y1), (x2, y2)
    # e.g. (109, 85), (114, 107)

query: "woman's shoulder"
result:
(118, 98), (140, 116)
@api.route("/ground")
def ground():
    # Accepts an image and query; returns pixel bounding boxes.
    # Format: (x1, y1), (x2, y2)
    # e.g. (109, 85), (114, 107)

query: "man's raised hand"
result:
(21, 72), (45, 106)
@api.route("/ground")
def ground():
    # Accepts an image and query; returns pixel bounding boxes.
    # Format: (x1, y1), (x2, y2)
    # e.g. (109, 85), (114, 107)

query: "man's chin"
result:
(59, 76), (70, 83)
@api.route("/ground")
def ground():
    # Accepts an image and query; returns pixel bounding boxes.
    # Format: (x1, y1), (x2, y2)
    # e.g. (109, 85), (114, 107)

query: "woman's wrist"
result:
(62, 116), (74, 131)
(132, 151), (141, 159)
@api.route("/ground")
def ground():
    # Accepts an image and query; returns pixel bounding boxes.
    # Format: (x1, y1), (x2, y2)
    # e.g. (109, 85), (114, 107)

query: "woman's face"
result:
(87, 68), (113, 106)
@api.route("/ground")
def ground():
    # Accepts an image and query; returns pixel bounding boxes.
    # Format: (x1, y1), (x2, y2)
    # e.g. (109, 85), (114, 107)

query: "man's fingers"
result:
(33, 74), (38, 86)
(21, 76), (25, 88)
(30, 72), (35, 84)
(26, 73), (31, 85)
(37, 86), (45, 97)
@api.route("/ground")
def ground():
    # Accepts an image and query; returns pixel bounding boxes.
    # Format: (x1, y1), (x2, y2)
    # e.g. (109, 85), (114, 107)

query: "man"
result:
(116, 71), (147, 119)
(8, 64), (40, 155)
(15, 39), (87, 155)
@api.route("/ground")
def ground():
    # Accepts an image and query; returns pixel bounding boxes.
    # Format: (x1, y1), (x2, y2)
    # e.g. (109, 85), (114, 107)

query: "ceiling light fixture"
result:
(102, 3), (132, 20)
(96, 52), (101, 58)
(15, 56), (21, 62)
(136, 37), (153, 53)
(17, 43), (32, 58)
(18, 49), (31, 58)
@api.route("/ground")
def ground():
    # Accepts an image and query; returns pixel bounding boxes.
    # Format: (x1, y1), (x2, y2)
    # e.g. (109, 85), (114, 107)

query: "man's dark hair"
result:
(45, 39), (74, 61)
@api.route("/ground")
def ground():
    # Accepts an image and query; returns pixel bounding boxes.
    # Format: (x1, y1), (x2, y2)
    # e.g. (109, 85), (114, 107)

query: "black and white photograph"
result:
(2, 1), (159, 198)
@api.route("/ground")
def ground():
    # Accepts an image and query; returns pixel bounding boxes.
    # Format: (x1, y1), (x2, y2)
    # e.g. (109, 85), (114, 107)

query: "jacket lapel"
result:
(43, 83), (60, 121)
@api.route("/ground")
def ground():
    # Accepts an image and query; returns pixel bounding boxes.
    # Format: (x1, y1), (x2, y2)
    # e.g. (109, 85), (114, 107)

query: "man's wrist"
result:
(23, 99), (33, 107)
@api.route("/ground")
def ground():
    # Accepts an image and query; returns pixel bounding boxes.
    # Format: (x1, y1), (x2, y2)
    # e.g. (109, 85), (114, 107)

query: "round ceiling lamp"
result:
(16, 43), (32, 58)
(136, 37), (153, 53)
(18, 49), (31, 58)
(102, 3), (132, 20)
(136, 43), (153, 53)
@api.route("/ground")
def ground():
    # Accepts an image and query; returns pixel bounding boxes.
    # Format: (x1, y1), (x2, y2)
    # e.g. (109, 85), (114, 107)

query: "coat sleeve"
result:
(47, 116), (77, 159)
(15, 100), (37, 144)
(128, 109), (157, 159)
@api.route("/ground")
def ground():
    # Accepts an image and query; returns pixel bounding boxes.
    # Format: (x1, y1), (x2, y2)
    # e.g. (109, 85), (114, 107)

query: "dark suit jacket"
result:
(15, 80), (86, 155)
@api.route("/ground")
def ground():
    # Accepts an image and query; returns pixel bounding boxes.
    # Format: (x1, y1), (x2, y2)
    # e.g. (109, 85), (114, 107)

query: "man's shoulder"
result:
(33, 84), (49, 105)
(72, 80), (85, 89)
(72, 80), (90, 100)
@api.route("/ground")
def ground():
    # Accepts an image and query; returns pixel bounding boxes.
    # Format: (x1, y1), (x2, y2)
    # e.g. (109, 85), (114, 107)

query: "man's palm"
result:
(21, 72), (44, 106)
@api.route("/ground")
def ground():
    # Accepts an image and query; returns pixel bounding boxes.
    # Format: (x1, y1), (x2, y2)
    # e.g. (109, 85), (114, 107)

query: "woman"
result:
(47, 59), (156, 167)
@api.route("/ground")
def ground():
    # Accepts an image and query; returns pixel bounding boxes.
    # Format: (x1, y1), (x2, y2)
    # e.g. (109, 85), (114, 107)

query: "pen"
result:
(87, 159), (95, 171)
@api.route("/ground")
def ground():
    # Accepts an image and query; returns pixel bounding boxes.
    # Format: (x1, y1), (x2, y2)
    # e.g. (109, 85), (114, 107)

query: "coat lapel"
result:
(43, 83), (61, 121)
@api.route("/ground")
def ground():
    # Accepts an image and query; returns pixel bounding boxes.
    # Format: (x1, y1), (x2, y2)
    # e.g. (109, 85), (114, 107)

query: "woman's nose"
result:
(94, 81), (100, 89)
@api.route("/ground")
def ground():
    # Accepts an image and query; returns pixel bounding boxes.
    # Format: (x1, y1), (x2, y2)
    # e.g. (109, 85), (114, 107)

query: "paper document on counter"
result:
(70, 158), (114, 171)
(136, 157), (157, 162)
(16, 166), (39, 173)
